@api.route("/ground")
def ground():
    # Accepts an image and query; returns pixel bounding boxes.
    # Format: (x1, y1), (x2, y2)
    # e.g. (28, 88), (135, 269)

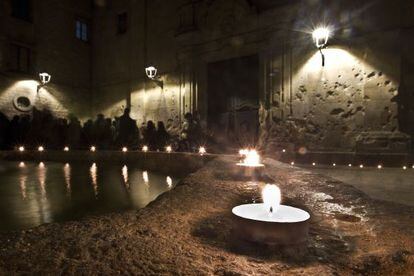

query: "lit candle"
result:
(282, 149), (286, 153)
(332, 163), (336, 167)
(290, 161), (295, 165)
(262, 184), (281, 215)
(377, 165), (382, 169)
(312, 162), (316, 166)
(122, 147), (128, 152)
(18, 146), (25, 152)
(166, 176), (172, 188)
(359, 164), (363, 168)
(199, 146), (206, 155)
(142, 145), (148, 152)
(90, 146), (96, 152)
(166, 145), (172, 153)
(64, 146), (69, 152)
(348, 164), (352, 167)
(403, 166), (407, 170)
(38, 146), (44, 152)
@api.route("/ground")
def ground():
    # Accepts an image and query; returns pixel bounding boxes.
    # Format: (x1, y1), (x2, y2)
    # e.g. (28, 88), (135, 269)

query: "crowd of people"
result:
(0, 107), (204, 152)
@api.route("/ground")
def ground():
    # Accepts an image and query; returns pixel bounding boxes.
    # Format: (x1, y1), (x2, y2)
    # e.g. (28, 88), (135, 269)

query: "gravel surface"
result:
(0, 156), (413, 275)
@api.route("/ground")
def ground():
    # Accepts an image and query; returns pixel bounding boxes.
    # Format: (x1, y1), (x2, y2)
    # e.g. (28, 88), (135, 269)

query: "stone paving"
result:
(0, 155), (413, 275)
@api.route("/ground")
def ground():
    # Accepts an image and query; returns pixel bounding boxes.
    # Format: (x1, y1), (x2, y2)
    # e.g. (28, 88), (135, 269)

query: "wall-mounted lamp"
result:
(312, 27), (330, 67)
(145, 65), (163, 89)
(37, 72), (51, 92)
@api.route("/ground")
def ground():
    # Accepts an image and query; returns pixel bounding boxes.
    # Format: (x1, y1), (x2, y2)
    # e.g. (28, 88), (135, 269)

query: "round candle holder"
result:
(232, 203), (310, 245)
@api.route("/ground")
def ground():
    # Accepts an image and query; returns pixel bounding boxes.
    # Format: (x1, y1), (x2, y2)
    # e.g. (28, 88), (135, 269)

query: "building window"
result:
(117, 12), (128, 34)
(75, 19), (89, 42)
(11, 0), (32, 21)
(10, 44), (31, 73)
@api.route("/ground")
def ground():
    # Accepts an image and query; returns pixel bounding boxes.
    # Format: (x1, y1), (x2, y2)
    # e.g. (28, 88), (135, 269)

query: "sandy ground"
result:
(0, 156), (413, 275)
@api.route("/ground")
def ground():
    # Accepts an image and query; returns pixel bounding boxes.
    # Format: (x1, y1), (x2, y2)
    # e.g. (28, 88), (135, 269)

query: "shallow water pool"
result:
(0, 161), (179, 232)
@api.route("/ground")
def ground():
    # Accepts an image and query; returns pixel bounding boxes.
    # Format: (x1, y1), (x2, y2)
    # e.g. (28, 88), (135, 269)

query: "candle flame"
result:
(262, 184), (281, 215)
(239, 149), (261, 166)
(38, 146), (44, 152)
(166, 176), (172, 188)
(18, 146), (25, 152)
(122, 147), (128, 152)
(142, 145), (148, 152)
(64, 146), (69, 151)
(90, 146), (96, 152)
(199, 146), (206, 155)
(166, 145), (172, 153)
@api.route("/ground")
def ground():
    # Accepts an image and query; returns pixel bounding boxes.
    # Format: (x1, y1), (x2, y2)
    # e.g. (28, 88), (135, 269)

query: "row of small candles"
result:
(17, 145), (208, 155)
(238, 148), (413, 170)
(296, 162), (414, 170)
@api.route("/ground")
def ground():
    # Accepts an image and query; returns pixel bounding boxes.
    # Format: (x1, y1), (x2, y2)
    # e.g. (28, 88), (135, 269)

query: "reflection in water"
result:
(90, 163), (98, 197)
(19, 175), (27, 200)
(122, 165), (129, 189)
(166, 176), (172, 189)
(143, 171), (149, 184)
(37, 162), (51, 224)
(63, 163), (71, 197)
(0, 161), (179, 232)
(38, 162), (46, 197)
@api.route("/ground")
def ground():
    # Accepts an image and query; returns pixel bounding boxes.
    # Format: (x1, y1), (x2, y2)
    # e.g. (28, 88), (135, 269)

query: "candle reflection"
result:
(19, 175), (27, 200)
(63, 163), (71, 197)
(38, 162), (47, 197)
(166, 176), (172, 189)
(142, 171), (149, 184)
(122, 165), (129, 189)
(90, 163), (98, 197)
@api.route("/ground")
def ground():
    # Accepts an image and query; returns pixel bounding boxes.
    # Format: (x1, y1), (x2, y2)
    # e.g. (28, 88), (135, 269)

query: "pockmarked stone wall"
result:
(90, 0), (413, 152)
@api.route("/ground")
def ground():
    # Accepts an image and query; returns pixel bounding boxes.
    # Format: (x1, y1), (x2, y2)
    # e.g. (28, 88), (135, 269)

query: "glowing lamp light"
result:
(332, 163), (336, 167)
(312, 27), (330, 48)
(312, 27), (330, 67)
(403, 166), (407, 170)
(145, 66), (157, 79)
(90, 146), (96, 152)
(290, 161), (295, 165)
(142, 145), (148, 152)
(199, 146), (206, 155)
(348, 164), (352, 167)
(39, 72), (51, 85)
(312, 162), (316, 166)
(166, 145), (172, 153)
(377, 165), (382, 169)
(262, 184), (281, 214)
(38, 146), (44, 152)
(122, 147), (128, 152)
(64, 146), (69, 152)
(359, 164), (364, 168)
(282, 149), (286, 153)
(18, 146), (25, 152)
(19, 162), (25, 168)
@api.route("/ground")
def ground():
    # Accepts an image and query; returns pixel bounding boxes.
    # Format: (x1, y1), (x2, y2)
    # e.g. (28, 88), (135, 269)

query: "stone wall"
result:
(89, 0), (413, 152)
(0, 0), (92, 120)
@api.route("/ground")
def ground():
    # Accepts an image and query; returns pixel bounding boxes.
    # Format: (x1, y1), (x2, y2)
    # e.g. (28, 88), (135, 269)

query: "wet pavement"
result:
(303, 165), (414, 206)
(0, 155), (413, 275)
